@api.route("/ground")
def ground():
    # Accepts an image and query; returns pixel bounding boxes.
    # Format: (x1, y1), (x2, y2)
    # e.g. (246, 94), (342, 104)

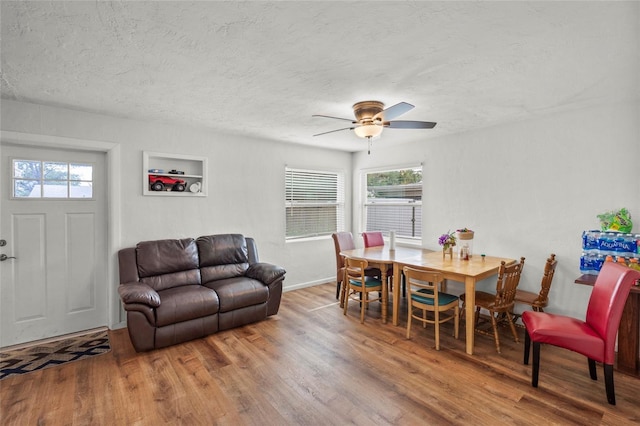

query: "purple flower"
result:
(438, 231), (456, 246)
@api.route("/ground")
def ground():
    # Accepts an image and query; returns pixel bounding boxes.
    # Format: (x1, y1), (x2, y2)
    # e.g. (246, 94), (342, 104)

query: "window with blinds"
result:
(364, 167), (422, 240)
(285, 168), (344, 240)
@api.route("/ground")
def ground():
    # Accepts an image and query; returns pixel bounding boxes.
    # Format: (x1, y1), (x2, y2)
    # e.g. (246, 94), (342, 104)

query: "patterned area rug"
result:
(0, 330), (111, 380)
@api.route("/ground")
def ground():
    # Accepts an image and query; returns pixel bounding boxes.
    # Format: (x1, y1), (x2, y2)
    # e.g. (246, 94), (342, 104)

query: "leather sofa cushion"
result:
(137, 238), (200, 278)
(197, 234), (249, 281)
(140, 269), (202, 292)
(155, 285), (219, 327)
(204, 277), (268, 313)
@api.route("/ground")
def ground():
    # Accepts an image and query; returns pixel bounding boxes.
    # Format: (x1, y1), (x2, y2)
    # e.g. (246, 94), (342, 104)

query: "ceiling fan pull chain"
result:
(367, 136), (372, 155)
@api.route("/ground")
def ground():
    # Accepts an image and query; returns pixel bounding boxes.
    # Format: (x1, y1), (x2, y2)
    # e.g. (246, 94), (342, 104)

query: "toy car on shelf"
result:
(149, 174), (186, 192)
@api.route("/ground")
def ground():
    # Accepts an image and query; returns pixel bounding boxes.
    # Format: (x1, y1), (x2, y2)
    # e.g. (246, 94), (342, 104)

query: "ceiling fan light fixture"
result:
(354, 124), (383, 139)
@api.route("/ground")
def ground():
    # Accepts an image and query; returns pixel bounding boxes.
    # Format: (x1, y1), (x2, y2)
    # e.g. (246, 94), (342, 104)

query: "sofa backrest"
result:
(136, 238), (202, 291)
(197, 234), (250, 282)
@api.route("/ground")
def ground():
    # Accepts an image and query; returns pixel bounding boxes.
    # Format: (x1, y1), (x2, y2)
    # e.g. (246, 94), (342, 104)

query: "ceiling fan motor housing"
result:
(353, 100), (384, 124)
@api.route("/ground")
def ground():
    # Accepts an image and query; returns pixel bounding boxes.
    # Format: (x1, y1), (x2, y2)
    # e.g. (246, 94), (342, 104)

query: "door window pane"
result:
(43, 162), (68, 180)
(13, 160), (41, 179)
(12, 159), (94, 199)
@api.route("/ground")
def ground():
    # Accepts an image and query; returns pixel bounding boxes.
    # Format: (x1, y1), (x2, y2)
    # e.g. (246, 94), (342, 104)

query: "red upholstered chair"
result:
(522, 262), (640, 405)
(362, 231), (385, 248)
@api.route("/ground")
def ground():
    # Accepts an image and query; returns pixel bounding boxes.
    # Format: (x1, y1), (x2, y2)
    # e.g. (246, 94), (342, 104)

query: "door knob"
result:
(0, 254), (16, 261)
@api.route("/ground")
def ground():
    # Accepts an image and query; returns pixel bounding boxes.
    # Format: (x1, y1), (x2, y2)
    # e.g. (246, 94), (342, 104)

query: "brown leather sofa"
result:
(117, 234), (285, 352)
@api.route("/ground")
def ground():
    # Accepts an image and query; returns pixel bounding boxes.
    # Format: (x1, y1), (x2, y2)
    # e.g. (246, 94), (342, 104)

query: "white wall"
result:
(353, 101), (640, 319)
(0, 100), (350, 300)
(2, 99), (638, 323)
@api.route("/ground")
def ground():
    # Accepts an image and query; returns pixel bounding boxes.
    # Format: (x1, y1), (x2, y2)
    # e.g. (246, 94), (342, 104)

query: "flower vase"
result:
(443, 245), (454, 260)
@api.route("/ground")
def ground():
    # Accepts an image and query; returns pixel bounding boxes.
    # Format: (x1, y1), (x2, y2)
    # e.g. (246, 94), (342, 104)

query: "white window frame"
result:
(10, 157), (95, 200)
(285, 167), (345, 241)
(361, 164), (422, 244)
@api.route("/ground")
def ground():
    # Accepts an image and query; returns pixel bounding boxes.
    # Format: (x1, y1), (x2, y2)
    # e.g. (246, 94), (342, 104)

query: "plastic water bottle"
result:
(623, 234), (637, 257)
(612, 233), (628, 256)
(580, 252), (591, 275)
(582, 230), (600, 252)
(598, 232), (617, 255)
(593, 254), (605, 274)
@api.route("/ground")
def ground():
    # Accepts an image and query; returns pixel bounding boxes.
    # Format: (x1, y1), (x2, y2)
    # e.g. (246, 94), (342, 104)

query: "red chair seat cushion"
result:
(522, 311), (605, 362)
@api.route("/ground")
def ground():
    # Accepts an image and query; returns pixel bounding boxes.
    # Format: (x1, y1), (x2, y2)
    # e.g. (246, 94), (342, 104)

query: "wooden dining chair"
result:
(362, 231), (399, 295)
(404, 267), (459, 350)
(332, 232), (379, 306)
(460, 257), (525, 353)
(512, 254), (557, 323)
(343, 257), (383, 324)
(523, 262), (640, 405)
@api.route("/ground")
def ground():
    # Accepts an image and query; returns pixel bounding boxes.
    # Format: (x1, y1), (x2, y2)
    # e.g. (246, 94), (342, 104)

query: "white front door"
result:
(0, 144), (108, 347)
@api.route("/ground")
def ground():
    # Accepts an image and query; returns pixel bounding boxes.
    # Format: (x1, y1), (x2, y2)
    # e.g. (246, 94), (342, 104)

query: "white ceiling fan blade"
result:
(312, 114), (356, 123)
(384, 120), (437, 129)
(313, 127), (355, 137)
(373, 102), (414, 121)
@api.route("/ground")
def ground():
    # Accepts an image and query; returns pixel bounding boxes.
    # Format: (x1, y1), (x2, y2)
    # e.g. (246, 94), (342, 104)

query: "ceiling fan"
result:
(312, 100), (436, 153)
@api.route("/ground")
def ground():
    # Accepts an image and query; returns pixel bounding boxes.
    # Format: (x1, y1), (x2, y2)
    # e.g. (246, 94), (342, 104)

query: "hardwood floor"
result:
(1, 282), (639, 425)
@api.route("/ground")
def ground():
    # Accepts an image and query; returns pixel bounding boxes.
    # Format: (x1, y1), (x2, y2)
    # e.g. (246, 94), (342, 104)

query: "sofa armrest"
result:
(246, 262), (286, 285)
(118, 282), (161, 308)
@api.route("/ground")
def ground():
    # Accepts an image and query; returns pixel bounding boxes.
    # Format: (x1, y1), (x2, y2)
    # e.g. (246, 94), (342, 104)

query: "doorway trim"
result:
(0, 130), (122, 329)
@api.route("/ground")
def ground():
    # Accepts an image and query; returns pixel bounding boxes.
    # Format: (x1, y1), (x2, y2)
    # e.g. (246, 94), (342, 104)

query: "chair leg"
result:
(340, 282), (347, 308)
(505, 311), (519, 343)
(532, 342), (540, 387)
(336, 281), (340, 300)
(524, 329), (530, 365)
(453, 305), (459, 340)
(406, 305), (412, 339)
(360, 291), (366, 323)
(604, 363), (616, 405)
(343, 288), (349, 316)
(489, 311), (501, 353)
(588, 358), (597, 380)
(434, 309), (440, 351)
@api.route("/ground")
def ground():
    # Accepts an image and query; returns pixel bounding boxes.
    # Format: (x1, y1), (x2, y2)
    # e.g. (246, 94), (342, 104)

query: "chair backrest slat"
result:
(404, 267), (444, 306)
(535, 254), (557, 304)
(345, 257), (368, 288)
(493, 257), (525, 310)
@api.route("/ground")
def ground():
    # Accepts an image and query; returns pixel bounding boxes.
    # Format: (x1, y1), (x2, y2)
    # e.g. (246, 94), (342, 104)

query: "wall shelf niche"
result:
(142, 151), (207, 197)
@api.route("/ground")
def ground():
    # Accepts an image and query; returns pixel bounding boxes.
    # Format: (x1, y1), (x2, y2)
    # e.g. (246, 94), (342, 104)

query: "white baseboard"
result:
(283, 278), (333, 293)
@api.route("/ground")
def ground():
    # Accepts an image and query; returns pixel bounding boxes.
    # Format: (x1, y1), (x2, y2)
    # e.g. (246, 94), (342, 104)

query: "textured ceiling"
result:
(1, 1), (638, 152)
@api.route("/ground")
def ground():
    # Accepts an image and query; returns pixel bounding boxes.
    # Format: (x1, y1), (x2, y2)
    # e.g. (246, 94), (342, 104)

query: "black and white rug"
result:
(0, 330), (111, 380)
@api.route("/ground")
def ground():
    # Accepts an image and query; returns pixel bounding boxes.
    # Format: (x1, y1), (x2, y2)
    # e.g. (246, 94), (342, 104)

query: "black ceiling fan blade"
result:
(312, 114), (356, 123)
(384, 120), (437, 129)
(313, 127), (355, 137)
(373, 102), (414, 121)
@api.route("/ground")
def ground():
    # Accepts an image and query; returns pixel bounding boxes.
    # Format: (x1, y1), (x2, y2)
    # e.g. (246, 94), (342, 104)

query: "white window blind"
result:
(364, 167), (422, 240)
(285, 168), (344, 240)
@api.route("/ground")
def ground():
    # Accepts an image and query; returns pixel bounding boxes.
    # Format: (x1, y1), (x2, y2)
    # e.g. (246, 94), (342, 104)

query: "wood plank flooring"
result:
(1, 282), (639, 425)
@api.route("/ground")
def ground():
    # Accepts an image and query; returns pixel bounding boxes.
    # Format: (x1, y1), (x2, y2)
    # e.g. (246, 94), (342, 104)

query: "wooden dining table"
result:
(341, 246), (516, 355)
